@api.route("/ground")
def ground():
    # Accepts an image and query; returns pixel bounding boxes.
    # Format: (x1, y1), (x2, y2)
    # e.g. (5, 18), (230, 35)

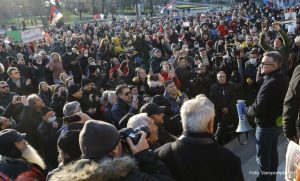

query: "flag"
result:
(93, 14), (104, 21)
(160, 0), (176, 14)
(49, 5), (63, 24)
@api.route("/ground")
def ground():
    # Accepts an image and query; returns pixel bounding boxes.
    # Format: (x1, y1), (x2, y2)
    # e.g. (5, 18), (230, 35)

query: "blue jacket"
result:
(111, 98), (138, 127)
(164, 91), (188, 116)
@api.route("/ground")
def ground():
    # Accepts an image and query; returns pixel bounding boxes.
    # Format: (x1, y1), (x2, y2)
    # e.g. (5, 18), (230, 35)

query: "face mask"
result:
(249, 58), (257, 64)
(67, 52), (72, 55)
(48, 116), (56, 123)
(194, 44), (199, 48)
(84, 54), (89, 57)
(133, 35), (137, 39)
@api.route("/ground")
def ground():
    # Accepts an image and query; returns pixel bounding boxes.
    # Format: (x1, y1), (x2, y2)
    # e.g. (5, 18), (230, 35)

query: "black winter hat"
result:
(57, 130), (81, 160)
(79, 120), (120, 159)
(140, 103), (165, 116)
(81, 78), (91, 87)
(68, 84), (81, 96)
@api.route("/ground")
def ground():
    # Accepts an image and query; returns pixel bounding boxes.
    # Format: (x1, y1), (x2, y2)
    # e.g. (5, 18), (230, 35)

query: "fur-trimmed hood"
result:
(49, 156), (138, 181)
(148, 80), (163, 88)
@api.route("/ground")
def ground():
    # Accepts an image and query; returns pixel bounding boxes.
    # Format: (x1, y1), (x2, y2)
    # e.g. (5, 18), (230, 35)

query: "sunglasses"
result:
(260, 62), (274, 66)
(122, 92), (131, 96)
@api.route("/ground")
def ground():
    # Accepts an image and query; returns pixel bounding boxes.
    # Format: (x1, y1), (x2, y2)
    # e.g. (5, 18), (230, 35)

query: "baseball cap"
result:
(140, 103), (165, 116)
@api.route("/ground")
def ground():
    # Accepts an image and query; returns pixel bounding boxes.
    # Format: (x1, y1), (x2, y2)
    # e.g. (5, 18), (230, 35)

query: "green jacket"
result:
(259, 29), (290, 75)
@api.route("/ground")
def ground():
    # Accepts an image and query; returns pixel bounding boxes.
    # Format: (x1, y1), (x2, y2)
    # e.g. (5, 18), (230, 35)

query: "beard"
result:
(21, 144), (46, 169)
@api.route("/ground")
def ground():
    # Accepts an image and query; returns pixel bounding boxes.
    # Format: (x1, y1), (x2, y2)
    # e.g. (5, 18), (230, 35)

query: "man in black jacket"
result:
(155, 95), (243, 181)
(247, 51), (289, 181)
(62, 47), (82, 84)
(49, 120), (174, 181)
(0, 81), (17, 108)
(283, 63), (300, 142)
(6, 67), (33, 96)
(111, 84), (138, 128)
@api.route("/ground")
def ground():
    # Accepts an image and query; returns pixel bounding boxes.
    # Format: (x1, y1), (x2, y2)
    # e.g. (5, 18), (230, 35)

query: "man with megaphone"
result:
(247, 51), (289, 181)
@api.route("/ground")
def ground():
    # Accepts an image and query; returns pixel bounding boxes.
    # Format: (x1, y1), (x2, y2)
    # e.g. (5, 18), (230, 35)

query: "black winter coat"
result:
(111, 98), (138, 127)
(283, 65), (300, 139)
(248, 69), (289, 128)
(155, 132), (244, 181)
(39, 91), (53, 107)
(49, 94), (66, 118)
(48, 150), (174, 181)
(7, 77), (33, 96)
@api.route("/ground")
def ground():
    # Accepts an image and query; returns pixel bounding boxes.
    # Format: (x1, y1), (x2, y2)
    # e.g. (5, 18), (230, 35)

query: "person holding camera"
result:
(126, 113), (160, 150)
(49, 120), (174, 181)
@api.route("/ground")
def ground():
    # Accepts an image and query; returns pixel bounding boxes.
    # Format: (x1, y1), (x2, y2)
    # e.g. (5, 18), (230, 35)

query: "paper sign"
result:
(21, 28), (44, 43)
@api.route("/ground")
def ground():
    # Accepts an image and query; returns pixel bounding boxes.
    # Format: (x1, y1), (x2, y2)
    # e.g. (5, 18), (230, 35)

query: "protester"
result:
(49, 120), (174, 181)
(0, 129), (46, 180)
(247, 51), (289, 181)
(155, 95), (244, 181)
(0, 1), (299, 179)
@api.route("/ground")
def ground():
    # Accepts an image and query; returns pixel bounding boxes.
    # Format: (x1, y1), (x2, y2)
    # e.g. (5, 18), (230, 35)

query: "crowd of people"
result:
(0, 0), (300, 180)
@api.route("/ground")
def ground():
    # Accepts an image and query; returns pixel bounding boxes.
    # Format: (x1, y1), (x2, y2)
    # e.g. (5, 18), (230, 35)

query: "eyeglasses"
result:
(260, 62), (274, 66)
(0, 85), (8, 89)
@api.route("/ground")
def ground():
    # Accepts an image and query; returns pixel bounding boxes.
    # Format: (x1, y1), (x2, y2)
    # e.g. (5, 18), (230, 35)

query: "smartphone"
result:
(132, 95), (138, 102)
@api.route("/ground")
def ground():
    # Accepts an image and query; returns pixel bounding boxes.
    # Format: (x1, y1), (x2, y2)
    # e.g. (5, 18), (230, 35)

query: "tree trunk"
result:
(149, 0), (154, 17)
(102, 0), (105, 13)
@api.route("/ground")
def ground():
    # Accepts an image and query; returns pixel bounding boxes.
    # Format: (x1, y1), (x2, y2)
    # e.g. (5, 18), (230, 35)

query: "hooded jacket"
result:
(49, 151), (174, 181)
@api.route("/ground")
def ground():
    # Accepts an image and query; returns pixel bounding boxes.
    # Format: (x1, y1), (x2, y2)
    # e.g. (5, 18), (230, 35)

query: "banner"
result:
(6, 30), (22, 42)
(21, 28), (44, 43)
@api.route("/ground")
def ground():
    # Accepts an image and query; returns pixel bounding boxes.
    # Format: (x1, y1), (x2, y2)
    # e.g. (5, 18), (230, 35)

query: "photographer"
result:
(189, 63), (212, 97)
(49, 120), (174, 181)
(126, 113), (160, 150)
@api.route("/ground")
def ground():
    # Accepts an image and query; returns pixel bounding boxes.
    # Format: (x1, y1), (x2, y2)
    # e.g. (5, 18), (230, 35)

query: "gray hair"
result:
(27, 94), (41, 107)
(107, 91), (117, 104)
(33, 54), (42, 60)
(181, 96), (215, 133)
(127, 113), (150, 129)
(63, 101), (81, 116)
(100, 90), (111, 104)
(263, 51), (282, 68)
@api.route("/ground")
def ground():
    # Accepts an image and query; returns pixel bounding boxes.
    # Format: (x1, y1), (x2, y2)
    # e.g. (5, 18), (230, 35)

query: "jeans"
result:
(255, 127), (282, 181)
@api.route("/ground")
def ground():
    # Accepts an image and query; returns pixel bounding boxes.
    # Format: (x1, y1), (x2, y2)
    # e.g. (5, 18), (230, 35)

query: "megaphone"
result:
(236, 100), (253, 145)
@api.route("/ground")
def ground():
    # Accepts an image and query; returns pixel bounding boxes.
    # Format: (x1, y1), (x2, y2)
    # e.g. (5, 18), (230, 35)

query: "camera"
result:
(119, 125), (150, 145)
